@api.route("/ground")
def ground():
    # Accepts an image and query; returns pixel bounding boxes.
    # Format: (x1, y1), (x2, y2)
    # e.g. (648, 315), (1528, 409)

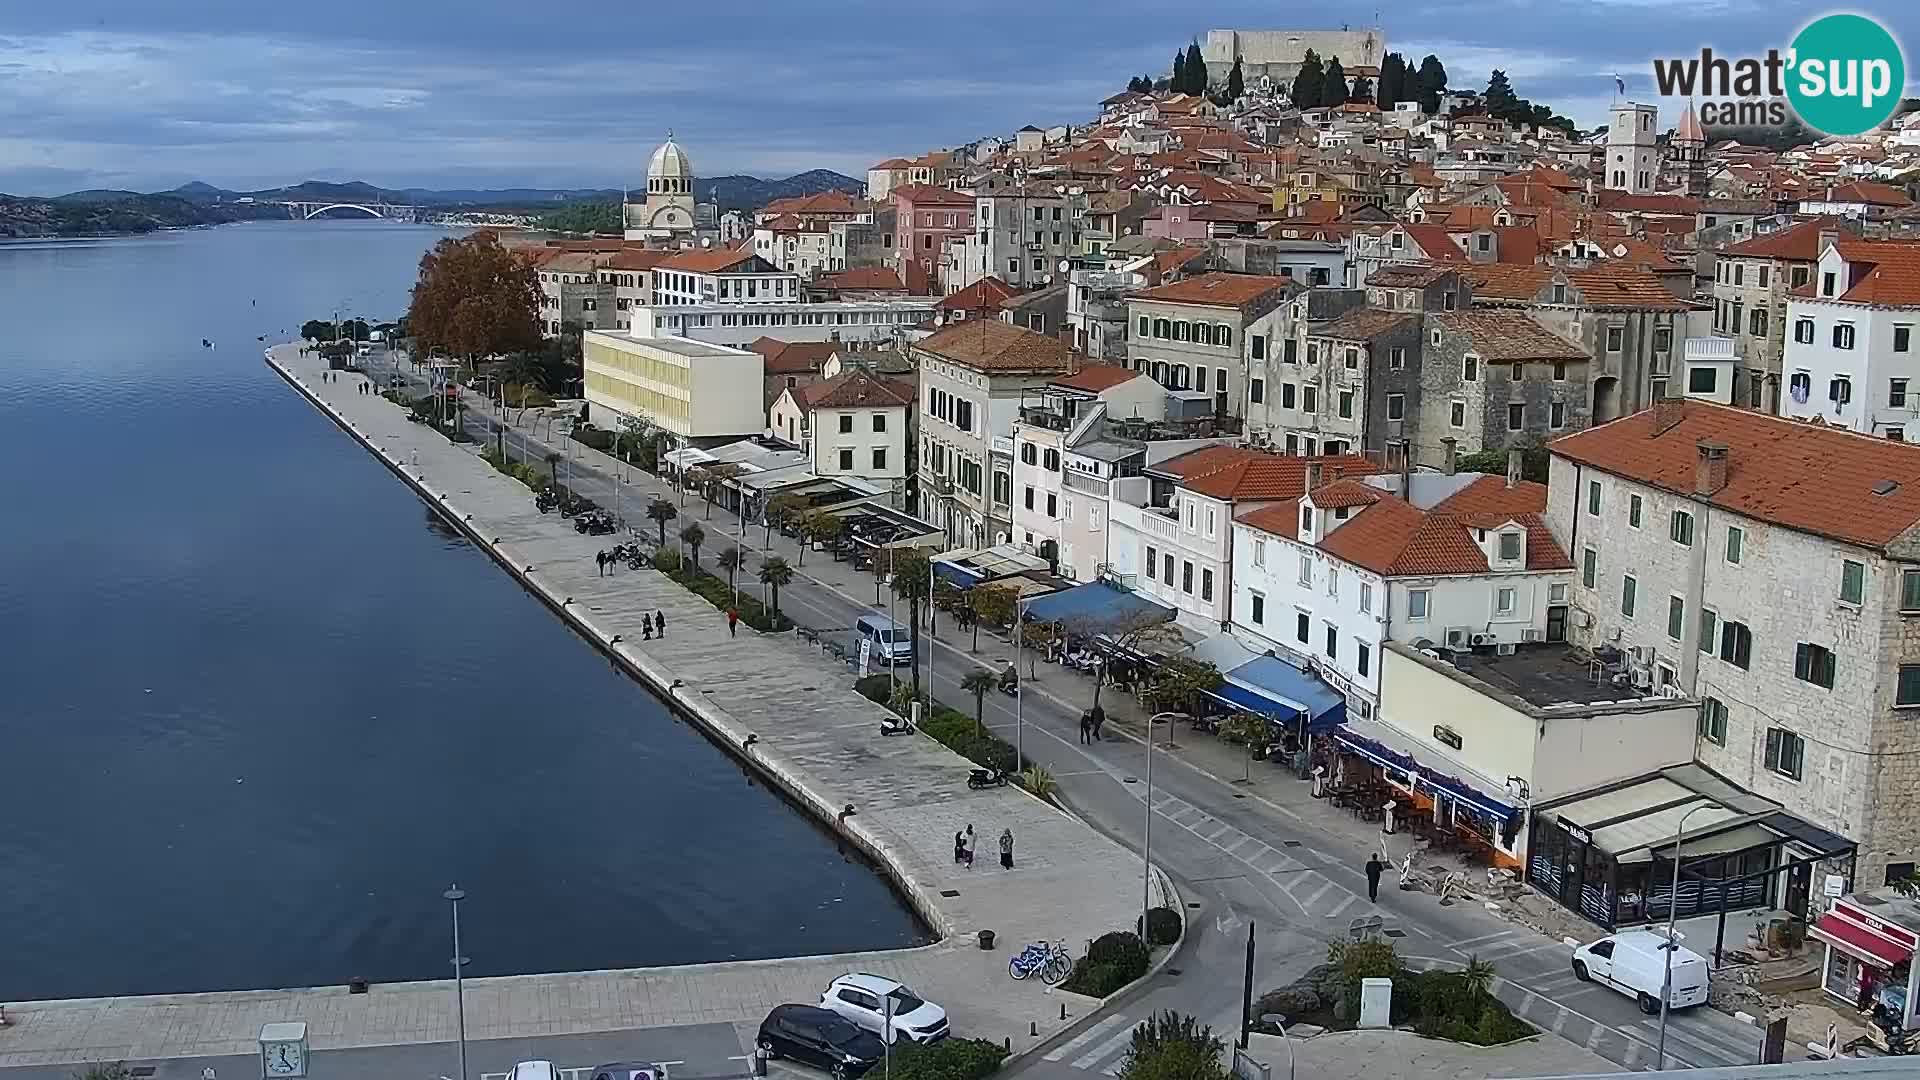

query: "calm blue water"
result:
(0, 221), (924, 1001)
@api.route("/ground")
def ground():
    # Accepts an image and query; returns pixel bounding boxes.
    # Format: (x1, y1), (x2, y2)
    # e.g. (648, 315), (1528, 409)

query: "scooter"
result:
(998, 665), (1019, 697)
(967, 767), (1010, 789)
(880, 716), (915, 736)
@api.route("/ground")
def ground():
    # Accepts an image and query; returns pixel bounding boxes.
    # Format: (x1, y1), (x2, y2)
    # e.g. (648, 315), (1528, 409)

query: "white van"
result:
(1571, 930), (1709, 1014)
(856, 614), (914, 665)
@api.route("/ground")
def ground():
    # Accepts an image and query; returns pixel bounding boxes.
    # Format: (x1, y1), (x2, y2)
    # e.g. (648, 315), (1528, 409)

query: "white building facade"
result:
(1779, 240), (1920, 440)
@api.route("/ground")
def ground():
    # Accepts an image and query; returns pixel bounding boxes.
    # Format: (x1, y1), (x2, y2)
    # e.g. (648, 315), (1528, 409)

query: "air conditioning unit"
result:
(1496, 642), (1517, 656)
(1471, 632), (1498, 646)
(1522, 629), (1546, 642)
(1659, 684), (1685, 699)
(1631, 644), (1656, 667)
(1631, 667), (1654, 690)
(1445, 627), (1472, 647)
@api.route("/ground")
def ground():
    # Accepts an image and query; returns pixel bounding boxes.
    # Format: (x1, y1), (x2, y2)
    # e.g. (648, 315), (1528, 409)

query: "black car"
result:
(757, 1004), (887, 1078)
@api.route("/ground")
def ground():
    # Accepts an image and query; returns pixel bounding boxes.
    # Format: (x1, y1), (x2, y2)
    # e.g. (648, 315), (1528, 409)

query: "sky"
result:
(1, 1), (1916, 196)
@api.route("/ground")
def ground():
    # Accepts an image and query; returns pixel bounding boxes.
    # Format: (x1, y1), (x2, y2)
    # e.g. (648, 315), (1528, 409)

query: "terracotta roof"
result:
(1594, 191), (1703, 216)
(1823, 240), (1920, 307)
(1315, 308), (1417, 341)
(1549, 399), (1920, 550)
(916, 320), (1079, 373)
(1365, 262), (1455, 288)
(1308, 478), (1386, 509)
(762, 191), (862, 216)
(1400, 224), (1469, 262)
(1430, 311), (1588, 361)
(1051, 365), (1142, 393)
(1430, 475), (1553, 517)
(659, 247), (759, 273)
(1460, 263), (1691, 312)
(1819, 181), (1915, 208)
(605, 248), (673, 271)
(1131, 272), (1293, 308)
(541, 252), (607, 274)
(750, 337), (837, 374)
(1721, 216), (1848, 261)
(891, 183), (975, 207)
(871, 158), (913, 170)
(937, 276), (1020, 312)
(803, 369), (915, 411)
(1179, 452), (1379, 501)
(1153, 444), (1258, 479)
(814, 267), (905, 292)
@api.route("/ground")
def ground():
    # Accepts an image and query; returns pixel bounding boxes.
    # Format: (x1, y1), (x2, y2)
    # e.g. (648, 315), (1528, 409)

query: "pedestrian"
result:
(727, 607), (739, 637)
(999, 828), (1014, 870)
(1078, 713), (1091, 744)
(642, 621), (653, 641)
(962, 825), (975, 869)
(953, 830), (966, 865)
(1090, 706), (1106, 742)
(595, 551), (607, 576)
(655, 610), (667, 638)
(1365, 852), (1386, 903)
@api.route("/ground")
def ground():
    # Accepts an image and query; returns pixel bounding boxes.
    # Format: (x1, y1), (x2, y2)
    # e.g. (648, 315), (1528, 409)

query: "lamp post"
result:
(1014, 597), (1031, 769)
(1656, 803), (1713, 1069)
(443, 885), (471, 1080)
(1142, 711), (1182, 941)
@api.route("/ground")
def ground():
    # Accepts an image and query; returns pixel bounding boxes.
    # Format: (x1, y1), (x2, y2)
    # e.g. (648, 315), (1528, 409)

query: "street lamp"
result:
(1142, 710), (1183, 943)
(1656, 803), (1714, 1069)
(444, 885), (471, 1080)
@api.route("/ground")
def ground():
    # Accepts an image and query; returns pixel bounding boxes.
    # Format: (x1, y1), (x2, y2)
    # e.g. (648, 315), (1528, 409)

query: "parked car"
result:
(819, 973), (950, 1044)
(757, 1004), (887, 1078)
(506, 1062), (559, 1080)
(1571, 929), (1709, 1014)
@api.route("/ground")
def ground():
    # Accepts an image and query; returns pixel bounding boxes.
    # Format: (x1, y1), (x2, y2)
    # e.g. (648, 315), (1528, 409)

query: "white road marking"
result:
(1324, 894), (1359, 919)
(1298, 880), (1336, 910)
(1552, 1010), (1571, 1035)
(1446, 929), (1519, 950)
(1043, 1014), (1129, 1062)
(1585, 1024), (1606, 1050)
(1071, 1024), (1140, 1070)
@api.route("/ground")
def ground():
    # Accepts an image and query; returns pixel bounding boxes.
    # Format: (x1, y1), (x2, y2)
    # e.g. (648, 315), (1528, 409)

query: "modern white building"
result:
(651, 249), (802, 307)
(1779, 238), (1920, 440)
(1603, 102), (1658, 195)
(1230, 463), (1574, 717)
(627, 300), (938, 348)
(1548, 397), (1920, 888)
(1009, 365), (1167, 572)
(582, 332), (765, 444)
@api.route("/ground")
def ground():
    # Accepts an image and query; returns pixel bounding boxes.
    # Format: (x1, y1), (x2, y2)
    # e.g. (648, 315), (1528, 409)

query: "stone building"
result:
(1126, 272), (1294, 420)
(1548, 399), (1920, 889)
(1200, 28), (1386, 90)
(1418, 310), (1590, 462)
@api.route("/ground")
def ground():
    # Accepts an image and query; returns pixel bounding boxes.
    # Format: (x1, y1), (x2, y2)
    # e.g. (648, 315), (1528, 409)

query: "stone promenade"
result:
(0, 345), (1155, 1069)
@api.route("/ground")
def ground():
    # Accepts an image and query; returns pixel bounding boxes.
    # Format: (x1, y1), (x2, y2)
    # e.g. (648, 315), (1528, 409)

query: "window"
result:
(1899, 326), (1913, 353)
(1138, 315), (1150, 337)
(1764, 728), (1806, 780)
(1357, 642), (1371, 678)
(1202, 569), (1214, 601)
(1903, 569), (1920, 611)
(1750, 309), (1768, 337)
(1345, 348), (1359, 370)
(1667, 595), (1685, 641)
(1628, 494), (1643, 528)
(1823, 271), (1837, 297)
(1380, 392), (1404, 422)
(1360, 581), (1373, 614)
(1895, 380), (1911, 408)
(1497, 587), (1517, 615)
(838, 448), (854, 470)
(873, 414), (887, 432)
(1670, 510), (1694, 546)
(1252, 334), (1267, 360)
(1653, 326), (1673, 352)
(1689, 366), (1718, 394)
(1893, 427), (1907, 443)
(1840, 559), (1865, 605)
(1339, 390), (1355, 419)
(1197, 368), (1209, 392)
(1146, 545), (1157, 580)
(1180, 561), (1194, 594)
(1463, 355), (1478, 382)
(1390, 346), (1406, 370)
(1830, 376), (1854, 406)
(1621, 574), (1637, 617)
(1252, 538), (1266, 567)
(1606, 326), (1624, 352)
(1719, 620), (1752, 669)
(1900, 665), (1920, 707)
(838, 414), (854, 434)
(1794, 318), (1815, 344)
(1699, 697), (1728, 745)
(1164, 553), (1175, 584)
(1509, 362), (1523, 382)
(1408, 588), (1430, 620)
(1450, 399), (1466, 427)
(1733, 263), (1744, 286)
(1587, 480), (1602, 516)
(1834, 323), (1856, 349)
(1281, 383), (1296, 409)
(1582, 547), (1597, 587)
(1699, 608), (1717, 654)
(1726, 526), (1744, 564)
(1498, 532), (1522, 561)
(1325, 623), (1338, 659)
(1303, 387), (1318, 413)
(1298, 553), (1313, 585)
(1296, 610), (1310, 643)
(1284, 338), (1298, 364)
(1023, 486), (1034, 511)
(1549, 401), (1566, 429)
(1250, 591), (1266, 625)
(1507, 403), (1524, 431)
(1328, 568), (1340, 599)
(1251, 378), (1265, 404)
(1046, 493), (1057, 518)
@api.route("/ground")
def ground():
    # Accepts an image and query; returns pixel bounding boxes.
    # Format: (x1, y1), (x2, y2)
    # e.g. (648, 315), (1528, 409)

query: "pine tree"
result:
(1289, 49), (1324, 109)
(1184, 41), (1207, 94)
(1225, 57), (1245, 103)
(1320, 56), (1348, 108)
(1172, 49), (1187, 93)
(1376, 53), (1405, 109)
(1349, 76), (1373, 103)
(1416, 54), (1448, 113)
(1484, 69), (1519, 122)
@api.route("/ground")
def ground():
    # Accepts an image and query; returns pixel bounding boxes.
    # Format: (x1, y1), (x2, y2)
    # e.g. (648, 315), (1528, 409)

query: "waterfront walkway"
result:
(0, 346), (1152, 1070)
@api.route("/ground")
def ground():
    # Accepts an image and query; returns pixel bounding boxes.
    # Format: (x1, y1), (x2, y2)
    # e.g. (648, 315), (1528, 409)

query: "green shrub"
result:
(850, 676), (1016, 770)
(74, 1065), (132, 1080)
(1136, 906), (1182, 946)
(571, 424), (615, 452)
(668, 568), (792, 632)
(1087, 930), (1149, 969)
(651, 548), (683, 574)
(887, 1037), (1006, 1080)
(1061, 960), (1134, 997)
(1118, 1012), (1226, 1080)
(1065, 931), (1149, 996)
(854, 675), (892, 704)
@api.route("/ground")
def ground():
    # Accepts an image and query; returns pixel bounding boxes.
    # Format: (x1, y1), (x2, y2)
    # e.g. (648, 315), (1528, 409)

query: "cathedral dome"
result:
(649, 135), (693, 182)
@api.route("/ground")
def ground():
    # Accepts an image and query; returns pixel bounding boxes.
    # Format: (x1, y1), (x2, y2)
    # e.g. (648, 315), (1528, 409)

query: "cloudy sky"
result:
(0, 1), (1913, 195)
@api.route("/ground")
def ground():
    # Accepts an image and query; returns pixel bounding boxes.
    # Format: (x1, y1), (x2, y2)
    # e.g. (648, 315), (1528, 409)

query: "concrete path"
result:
(1244, 1029), (1617, 1080)
(0, 346), (1155, 1070)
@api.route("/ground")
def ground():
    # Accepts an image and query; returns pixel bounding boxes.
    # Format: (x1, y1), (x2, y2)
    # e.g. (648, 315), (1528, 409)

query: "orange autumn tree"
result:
(407, 230), (542, 366)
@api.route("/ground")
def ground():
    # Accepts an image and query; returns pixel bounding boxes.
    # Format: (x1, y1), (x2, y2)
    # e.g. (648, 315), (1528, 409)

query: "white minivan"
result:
(856, 614), (914, 666)
(1571, 930), (1709, 1014)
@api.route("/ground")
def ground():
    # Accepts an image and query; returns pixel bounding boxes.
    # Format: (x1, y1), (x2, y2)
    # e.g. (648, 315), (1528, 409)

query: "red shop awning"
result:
(1811, 913), (1913, 970)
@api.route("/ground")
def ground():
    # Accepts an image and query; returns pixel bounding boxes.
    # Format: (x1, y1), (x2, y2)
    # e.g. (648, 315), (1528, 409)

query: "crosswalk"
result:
(1041, 1014), (1141, 1075)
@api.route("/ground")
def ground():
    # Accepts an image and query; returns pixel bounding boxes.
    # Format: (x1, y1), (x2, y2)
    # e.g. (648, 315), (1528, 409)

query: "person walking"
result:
(1078, 712), (1091, 744)
(998, 828), (1014, 870)
(654, 610), (667, 638)
(962, 825), (975, 869)
(953, 830), (966, 865)
(1365, 853), (1386, 903)
(727, 608), (738, 637)
(1090, 706), (1106, 742)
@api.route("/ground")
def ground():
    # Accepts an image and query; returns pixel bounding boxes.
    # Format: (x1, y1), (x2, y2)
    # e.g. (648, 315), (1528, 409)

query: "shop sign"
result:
(1561, 821), (1592, 845)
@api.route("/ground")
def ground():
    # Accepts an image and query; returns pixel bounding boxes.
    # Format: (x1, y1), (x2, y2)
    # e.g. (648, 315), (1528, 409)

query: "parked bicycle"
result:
(1008, 939), (1074, 984)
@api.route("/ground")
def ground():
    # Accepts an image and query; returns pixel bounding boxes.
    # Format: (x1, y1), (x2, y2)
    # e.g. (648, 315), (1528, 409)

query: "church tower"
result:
(1605, 102), (1658, 195)
(1670, 103), (1708, 199)
(624, 132), (699, 242)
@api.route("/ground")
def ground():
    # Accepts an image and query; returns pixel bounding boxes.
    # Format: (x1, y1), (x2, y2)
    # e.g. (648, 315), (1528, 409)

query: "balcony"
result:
(1140, 508), (1183, 541)
(1020, 405), (1072, 431)
(1062, 470), (1109, 497)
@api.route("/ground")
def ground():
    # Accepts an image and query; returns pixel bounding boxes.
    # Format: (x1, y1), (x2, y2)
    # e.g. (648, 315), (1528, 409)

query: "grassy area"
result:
(652, 550), (791, 633)
(853, 675), (1016, 772)
(481, 446), (549, 490)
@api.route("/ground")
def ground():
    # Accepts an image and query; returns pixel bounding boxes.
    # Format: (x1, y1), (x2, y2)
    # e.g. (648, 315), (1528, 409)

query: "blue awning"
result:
(1021, 580), (1174, 628)
(1331, 719), (1518, 820)
(932, 560), (985, 588)
(1207, 655), (1348, 733)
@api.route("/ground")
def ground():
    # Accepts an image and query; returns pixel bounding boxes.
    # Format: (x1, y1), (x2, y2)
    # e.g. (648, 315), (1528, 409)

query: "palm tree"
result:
(646, 497), (677, 546)
(680, 522), (705, 571)
(961, 669), (997, 740)
(503, 352), (547, 423)
(758, 556), (794, 623)
(1463, 955), (1497, 1000)
(716, 547), (745, 605)
(545, 451), (563, 492)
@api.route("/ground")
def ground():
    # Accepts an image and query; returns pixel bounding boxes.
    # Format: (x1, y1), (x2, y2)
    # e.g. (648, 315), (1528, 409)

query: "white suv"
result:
(819, 973), (949, 1044)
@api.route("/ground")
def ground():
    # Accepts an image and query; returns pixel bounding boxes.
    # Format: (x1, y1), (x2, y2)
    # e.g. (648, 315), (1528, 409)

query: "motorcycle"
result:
(534, 489), (558, 514)
(998, 666), (1020, 697)
(967, 767), (1009, 790)
(879, 716), (915, 736)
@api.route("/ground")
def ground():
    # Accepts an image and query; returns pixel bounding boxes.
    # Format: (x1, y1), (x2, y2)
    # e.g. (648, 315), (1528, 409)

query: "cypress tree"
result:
(1289, 49), (1324, 109)
(1184, 41), (1207, 94)
(1172, 49), (1187, 93)
(1320, 56), (1348, 108)
(1416, 54), (1448, 113)
(1225, 57), (1245, 103)
(1484, 69), (1519, 122)
(1376, 53), (1405, 109)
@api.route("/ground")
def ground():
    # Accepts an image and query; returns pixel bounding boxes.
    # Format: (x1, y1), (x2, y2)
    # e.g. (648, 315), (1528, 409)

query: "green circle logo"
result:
(1787, 13), (1906, 136)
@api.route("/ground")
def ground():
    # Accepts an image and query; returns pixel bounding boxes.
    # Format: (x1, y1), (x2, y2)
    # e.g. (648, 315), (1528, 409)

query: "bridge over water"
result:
(272, 201), (420, 222)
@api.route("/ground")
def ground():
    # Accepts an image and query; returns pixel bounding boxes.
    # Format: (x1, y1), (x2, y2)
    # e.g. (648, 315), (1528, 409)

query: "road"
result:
(370, 350), (1767, 1075)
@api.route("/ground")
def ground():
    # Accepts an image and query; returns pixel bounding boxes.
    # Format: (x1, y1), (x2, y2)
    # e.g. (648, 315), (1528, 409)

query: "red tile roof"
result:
(1549, 399), (1920, 550)
(1721, 216), (1850, 261)
(1594, 191), (1703, 216)
(1823, 239), (1920, 307)
(1431, 475), (1553, 517)
(1460, 263), (1691, 312)
(1366, 263), (1457, 288)
(1178, 452), (1379, 501)
(891, 183), (975, 207)
(750, 337), (837, 374)
(937, 277), (1020, 313)
(1132, 271), (1293, 308)
(802, 369), (915, 411)
(1252, 474), (1572, 577)
(814, 267), (905, 292)
(762, 191), (862, 217)
(1431, 310), (1588, 361)
(660, 247), (760, 273)
(1315, 309), (1418, 341)
(916, 320), (1079, 373)
(1051, 365), (1142, 393)
(605, 248), (673, 271)
(1819, 181), (1915, 208)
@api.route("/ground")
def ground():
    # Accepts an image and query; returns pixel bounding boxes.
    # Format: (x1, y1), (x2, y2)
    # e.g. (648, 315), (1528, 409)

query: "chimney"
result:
(1650, 394), (1686, 436)
(1441, 436), (1459, 476)
(1399, 438), (1414, 498)
(1506, 448), (1522, 488)
(1695, 440), (1729, 496)
(1304, 460), (1323, 493)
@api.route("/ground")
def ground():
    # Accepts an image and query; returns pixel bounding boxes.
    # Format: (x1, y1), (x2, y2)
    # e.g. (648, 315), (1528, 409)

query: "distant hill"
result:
(695, 170), (864, 210)
(51, 189), (149, 204)
(0, 193), (270, 238)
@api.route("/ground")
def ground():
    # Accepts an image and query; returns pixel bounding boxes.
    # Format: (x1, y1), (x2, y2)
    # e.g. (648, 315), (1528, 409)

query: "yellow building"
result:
(582, 331), (765, 442)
